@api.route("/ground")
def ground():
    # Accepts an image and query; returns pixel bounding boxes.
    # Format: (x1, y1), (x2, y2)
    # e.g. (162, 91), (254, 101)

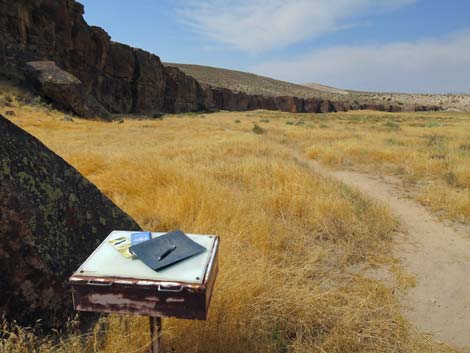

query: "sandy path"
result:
(291, 151), (470, 350)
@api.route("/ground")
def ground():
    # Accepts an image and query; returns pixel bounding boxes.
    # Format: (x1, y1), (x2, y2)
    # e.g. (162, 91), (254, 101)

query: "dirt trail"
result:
(291, 151), (470, 350)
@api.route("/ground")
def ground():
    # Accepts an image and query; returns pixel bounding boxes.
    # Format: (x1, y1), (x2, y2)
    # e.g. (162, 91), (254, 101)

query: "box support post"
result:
(149, 316), (162, 353)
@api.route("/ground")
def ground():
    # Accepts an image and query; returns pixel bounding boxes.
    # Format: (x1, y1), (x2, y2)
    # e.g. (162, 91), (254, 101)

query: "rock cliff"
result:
(0, 0), (439, 117)
(0, 114), (141, 328)
(25, 60), (110, 119)
(0, 0), (202, 115)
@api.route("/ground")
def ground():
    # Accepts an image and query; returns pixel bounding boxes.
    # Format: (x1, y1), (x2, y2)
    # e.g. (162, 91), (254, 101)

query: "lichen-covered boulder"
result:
(0, 115), (141, 328)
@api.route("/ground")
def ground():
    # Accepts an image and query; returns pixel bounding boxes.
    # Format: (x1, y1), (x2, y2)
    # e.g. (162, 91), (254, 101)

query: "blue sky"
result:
(80, 0), (470, 93)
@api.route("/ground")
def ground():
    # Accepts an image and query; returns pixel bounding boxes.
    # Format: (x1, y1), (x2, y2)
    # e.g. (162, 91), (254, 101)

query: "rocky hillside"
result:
(164, 63), (332, 98)
(171, 63), (467, 112)
(0, 0), (441, 117)
(168, 63), (349, 98)
(350, 91), (470, 112)
(303, 83), (349, 95)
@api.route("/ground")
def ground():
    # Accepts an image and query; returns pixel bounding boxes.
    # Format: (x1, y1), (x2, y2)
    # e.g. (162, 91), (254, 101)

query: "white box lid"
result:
(72, 231), (217, 285)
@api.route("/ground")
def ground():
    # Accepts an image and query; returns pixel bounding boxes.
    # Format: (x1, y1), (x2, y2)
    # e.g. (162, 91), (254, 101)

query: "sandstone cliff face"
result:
(0, 0), (439, 117)
(0, 114), (141, 328)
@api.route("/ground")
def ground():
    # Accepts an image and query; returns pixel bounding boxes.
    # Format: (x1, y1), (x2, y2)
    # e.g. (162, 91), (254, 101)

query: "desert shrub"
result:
(29, 96), (53, 111)
(459, 143), (470, 152)
(409, 122), (426, 127)
(0, 95), (14, 108)
(445, 171), (457, 186)
(15, 91), (34, 105)
(252, 122), (265, 134)
(31, 96), (43, 106)
(429, 153), (446, 160)
(178, 111), (199, 118)
(383, 121), (400, 130)
(5, 94), (13, 103)
(424, 134), (447, 147)
(152, 112), (165, 119)
(386, 138), (406, 146)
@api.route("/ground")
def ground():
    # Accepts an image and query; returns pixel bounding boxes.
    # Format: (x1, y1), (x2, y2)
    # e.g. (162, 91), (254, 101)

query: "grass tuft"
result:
(252, 122), (266, 134)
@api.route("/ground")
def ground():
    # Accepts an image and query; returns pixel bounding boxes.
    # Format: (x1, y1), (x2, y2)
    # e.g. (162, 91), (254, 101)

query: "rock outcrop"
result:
(0, 0), (440, 117)
(0, 0), (202, 116)
(163, 66), (205, 113)
(25, 61), (109, 119)
(0, 114), (141, 328)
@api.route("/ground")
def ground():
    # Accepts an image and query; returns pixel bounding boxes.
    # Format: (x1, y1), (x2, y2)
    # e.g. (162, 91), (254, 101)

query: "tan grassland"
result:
(284, 110), (470, 222)
(0, 84), (464, 352)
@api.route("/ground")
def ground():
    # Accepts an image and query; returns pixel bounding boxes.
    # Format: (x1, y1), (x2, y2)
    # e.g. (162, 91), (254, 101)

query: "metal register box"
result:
(69, 231), (219, 320)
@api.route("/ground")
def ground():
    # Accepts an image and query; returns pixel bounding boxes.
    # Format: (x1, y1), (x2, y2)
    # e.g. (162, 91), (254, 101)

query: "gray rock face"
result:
(0, 114), (141, 328)
(25, 61), (110, 119)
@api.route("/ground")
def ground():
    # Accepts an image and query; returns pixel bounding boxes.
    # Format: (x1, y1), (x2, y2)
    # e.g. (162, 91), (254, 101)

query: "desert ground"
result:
(2, 83), (470, 352)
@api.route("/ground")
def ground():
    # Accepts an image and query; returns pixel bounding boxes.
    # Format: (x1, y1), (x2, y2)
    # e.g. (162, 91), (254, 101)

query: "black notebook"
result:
(129, 230), (206, 272)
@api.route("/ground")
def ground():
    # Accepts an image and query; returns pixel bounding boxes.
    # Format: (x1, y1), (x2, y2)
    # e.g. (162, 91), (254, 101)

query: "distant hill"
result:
(302, 83), (350, 95)
(167, 62), (470, 112)
(164, 63), (337, 99)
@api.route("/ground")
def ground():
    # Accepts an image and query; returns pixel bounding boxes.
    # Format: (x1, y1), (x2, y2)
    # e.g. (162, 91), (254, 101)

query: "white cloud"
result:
(253, 32), (470, 93)
(175, 0), (415, 52)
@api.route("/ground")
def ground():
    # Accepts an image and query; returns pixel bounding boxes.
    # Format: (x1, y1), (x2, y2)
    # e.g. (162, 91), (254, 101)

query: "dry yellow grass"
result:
(241, 110), (470, 223)
(319, 112), (470, 222)
(0, 86), (458, 352)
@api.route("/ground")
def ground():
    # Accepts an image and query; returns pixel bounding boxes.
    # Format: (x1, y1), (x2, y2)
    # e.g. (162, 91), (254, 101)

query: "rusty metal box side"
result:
(71, 282), (208, 319)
